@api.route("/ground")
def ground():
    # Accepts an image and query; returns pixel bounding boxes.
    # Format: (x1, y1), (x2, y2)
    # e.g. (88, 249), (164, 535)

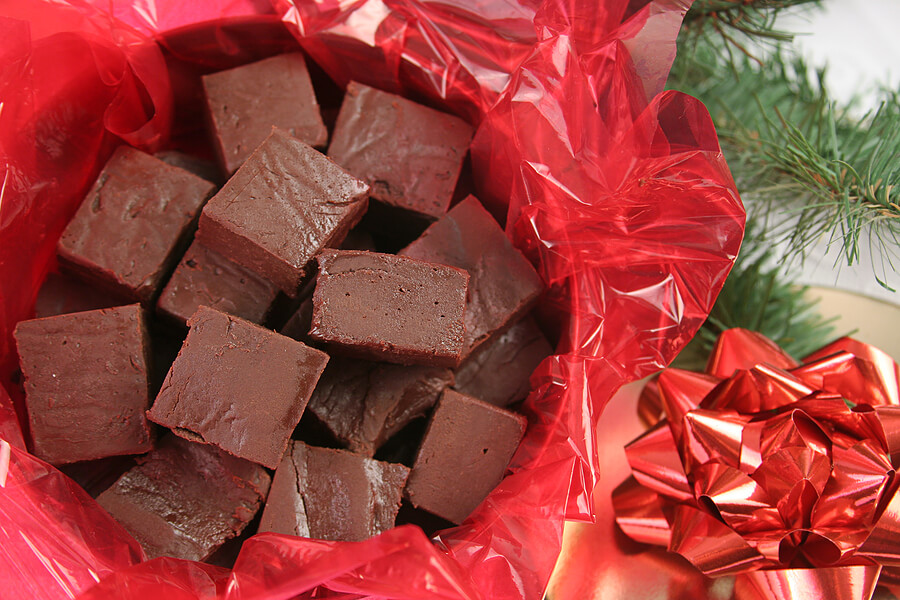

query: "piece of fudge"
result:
(203, 53), (328, 175)
(307, 357), (454, 455)
(453, 316), (552, 407)
(34, 272), (125, 318)
(156, 240), (279, 326)
(14, 304), (154, 464)
(196, 129), (369, 294)
(147, 306), (329, 469)
(328, 82), (474, 219)
(258, 441), (409, 542)
(400, 195), (543, 359)
(309, 250), (468, 367)
(58, 147), (216, 303)
(405, 389), (526, 524)
(96, 435), (271, 561)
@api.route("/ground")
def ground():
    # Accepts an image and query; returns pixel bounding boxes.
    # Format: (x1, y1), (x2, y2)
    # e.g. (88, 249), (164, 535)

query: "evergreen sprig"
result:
(665, 1), (892, 361)
(683, 0), (820, 44)
(670, 45), (900, 291)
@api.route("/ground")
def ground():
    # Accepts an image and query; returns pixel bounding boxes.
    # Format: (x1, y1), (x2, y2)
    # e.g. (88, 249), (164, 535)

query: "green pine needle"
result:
(683, 0), (821, 43)
(665, 1), (887, 363)
(670, 45), (900, 291)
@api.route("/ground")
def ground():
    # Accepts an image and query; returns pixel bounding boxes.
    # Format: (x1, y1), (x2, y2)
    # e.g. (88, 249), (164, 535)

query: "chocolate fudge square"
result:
(328, 82), (474, 219)
(307, 357), (453, 455)
(203, 53), (328, 175)
(309, 250), (469, 367)
(259, 441), (409, 542)
(405, 389), (526, 524)
(401, 195), (543, 359)
(157, 240), (279, 326)
(14, 304), (153, 464)
(58, 147), (216, 303)
(147, 306), (329, 469)
(196, 129), (369, 294)
(453, 316), (552, 407)
(96, 435), (271, 561)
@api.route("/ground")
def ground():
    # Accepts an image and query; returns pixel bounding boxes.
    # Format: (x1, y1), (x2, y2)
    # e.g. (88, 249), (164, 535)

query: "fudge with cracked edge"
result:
(96, 435), (271, 561)
(258, 441), (409, 542)
(306, 356), (454, 456)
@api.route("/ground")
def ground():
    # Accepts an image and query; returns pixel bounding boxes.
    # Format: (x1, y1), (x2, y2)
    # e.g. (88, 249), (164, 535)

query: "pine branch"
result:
(667, 5), (880, 364)
(761, 98), (900, 289)
(682, 0), (821, 43)
(667, 2), (896, 365)
(669, 46), (900, 291)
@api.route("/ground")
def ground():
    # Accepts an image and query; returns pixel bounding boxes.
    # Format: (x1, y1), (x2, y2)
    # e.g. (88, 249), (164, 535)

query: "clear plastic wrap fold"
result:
(0, 1), (744, 598)
(615, 329), (900, 600)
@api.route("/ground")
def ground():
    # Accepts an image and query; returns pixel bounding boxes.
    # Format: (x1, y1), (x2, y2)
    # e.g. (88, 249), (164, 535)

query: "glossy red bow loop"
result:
(615, 329), (900, 600)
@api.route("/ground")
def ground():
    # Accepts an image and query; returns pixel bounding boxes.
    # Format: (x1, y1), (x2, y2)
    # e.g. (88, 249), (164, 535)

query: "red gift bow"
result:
(614, 329), (900, 600)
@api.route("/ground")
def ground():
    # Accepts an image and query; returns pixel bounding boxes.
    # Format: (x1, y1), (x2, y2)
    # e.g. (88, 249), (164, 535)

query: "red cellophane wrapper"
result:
(615, 328), (900, 600)
(0, 1), (745, 598)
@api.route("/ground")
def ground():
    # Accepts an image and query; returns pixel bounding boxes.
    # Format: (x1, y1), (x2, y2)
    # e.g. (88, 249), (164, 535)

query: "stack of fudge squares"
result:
(13, 52), (554, 563)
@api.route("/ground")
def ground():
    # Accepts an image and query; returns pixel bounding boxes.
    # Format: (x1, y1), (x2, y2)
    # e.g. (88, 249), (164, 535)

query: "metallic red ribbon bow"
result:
(613, 329), (900, 600)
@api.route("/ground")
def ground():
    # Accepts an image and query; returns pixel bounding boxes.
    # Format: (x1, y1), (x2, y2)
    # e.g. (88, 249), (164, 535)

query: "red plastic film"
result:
(0, 442), (145, 600)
